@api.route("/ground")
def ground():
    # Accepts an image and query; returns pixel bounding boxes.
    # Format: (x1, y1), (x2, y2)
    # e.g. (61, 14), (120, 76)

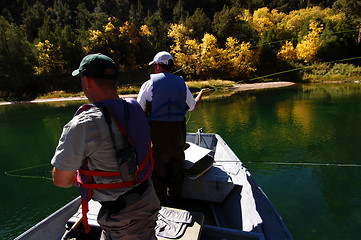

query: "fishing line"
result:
(244, 161), (361, 167)
(250, 28), (360, 50)
(4, 163), (52, 180)
(242, 55), (361, 83)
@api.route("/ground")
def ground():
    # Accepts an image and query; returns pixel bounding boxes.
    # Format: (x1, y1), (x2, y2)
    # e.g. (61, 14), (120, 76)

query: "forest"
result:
(0, 0), (361, 100)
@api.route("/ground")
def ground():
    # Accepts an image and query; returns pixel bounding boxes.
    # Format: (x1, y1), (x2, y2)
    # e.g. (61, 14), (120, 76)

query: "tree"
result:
(48, 0), (73, 29)
(277, 40), (296, 62)
(296, 20), (324, 62)
(58, 25), (84, 72)
(85, 18), (152, 68)
(185, 8), (211, 41)
(212, 6), (243, 43)
(35, 40), (64, 74)
(95, 0), (130, 22)
(223, 37), (258, 78)
(173, 0), (188, 23)
(168, 23), (258, 80)
(129, 0), (145, 27)
(146, 12), (170, 52)
(0, 16), (36, 94)
(75, 3), (92, 33)
(333, 0), (361, 25)
(21, 1), (46, 43)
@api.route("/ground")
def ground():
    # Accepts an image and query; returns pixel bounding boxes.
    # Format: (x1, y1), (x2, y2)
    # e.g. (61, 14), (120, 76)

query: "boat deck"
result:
(15, 133), (293, 240)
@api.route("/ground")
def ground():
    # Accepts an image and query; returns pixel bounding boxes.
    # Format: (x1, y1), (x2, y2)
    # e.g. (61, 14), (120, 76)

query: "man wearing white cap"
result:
(137, 51), (209, 205)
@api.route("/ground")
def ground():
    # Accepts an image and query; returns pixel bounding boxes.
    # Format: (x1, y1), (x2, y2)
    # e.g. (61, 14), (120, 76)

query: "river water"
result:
(1, 83), (361, 239)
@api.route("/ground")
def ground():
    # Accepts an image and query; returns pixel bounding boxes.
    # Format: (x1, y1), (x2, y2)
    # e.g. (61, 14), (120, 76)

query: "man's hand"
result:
(194, 88), (211, 110)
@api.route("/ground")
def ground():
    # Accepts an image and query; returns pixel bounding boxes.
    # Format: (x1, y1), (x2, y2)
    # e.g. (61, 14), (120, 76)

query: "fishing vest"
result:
(149, 73), (187, 121)
(73, 98), (153, 233)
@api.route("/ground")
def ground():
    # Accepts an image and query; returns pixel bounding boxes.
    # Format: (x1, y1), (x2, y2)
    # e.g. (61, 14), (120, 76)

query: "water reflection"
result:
(2, 83), (361, 239)
(186, 83), (361, 239)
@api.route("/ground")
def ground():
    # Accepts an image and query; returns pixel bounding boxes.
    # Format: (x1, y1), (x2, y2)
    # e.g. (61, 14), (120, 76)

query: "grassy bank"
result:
(36, 80), (235, 100)
(301, 63), (361, 82)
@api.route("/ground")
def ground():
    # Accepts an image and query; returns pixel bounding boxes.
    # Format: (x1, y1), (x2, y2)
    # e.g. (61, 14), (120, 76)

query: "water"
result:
(2, 83), (361, 239)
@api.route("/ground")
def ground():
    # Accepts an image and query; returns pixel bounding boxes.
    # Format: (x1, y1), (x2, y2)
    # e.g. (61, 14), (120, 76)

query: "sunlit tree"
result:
(86, 17), (152, 68)
(168, 23), (258, 79)
(35, 40), (64, 74)
(197, 33), (221, 76)
(277, 40), (296, 62)
(296, 20), (324, 62)
(223, 37), (257, 78)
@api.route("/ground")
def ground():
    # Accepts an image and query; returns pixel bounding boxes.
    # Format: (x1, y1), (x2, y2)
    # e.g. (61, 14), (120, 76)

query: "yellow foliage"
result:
(87, 18), (150, 67)
(296, 20), (323, 62)
(104, 21), (115, 32)
(140, 25), (151, 37)
(168, 24), (258, 79)
(277, 41), (296, 61)
(237, 9), (252, 22)
(198, 33), (220, 72)
(35, 40), (64, 74)
(89, 30), (102, 41)
(324, 11), (346, 23)
(239, 7), (285, 35)
(278, 6), (331, 32)
(224, 37), (257, 77)
(168, 23), (193, 53)
(252, 7), (275, 33)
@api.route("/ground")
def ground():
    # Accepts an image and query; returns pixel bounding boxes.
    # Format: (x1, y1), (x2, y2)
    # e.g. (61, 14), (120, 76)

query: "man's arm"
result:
(137, 80), (152, 111)
(194, 88), (210, 110)
(52, 167), (76, 188)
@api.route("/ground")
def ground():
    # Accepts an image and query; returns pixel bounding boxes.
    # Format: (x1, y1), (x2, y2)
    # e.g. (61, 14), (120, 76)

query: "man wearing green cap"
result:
(51, 53), (160, 239)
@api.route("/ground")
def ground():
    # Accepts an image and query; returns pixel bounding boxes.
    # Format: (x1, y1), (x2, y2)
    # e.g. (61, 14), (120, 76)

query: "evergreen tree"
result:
(48, 0), (73, 29)
(0, 16), (36, 94)
(212, 6), (246, 44)
(129, 0), (145, 27)
(146, 12), (170, 52)
(333, 0), (361, 25)
(185, 8), (211, 41)
(75, 3), (92, 32)
(173, 0), (188, 23)
(95, 0), (130, 22)
(21, 1), (46, 43)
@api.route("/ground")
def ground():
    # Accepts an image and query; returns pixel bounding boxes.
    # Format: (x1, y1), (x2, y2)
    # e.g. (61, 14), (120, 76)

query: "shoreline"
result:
(0, 81), (295, 106)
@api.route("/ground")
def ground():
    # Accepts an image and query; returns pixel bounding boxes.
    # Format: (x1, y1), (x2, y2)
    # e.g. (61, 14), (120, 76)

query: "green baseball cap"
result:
(72, 53), (118, 79)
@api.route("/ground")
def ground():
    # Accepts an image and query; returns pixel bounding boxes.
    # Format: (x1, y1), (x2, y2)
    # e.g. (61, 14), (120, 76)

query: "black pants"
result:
(149, 120), (186, 204)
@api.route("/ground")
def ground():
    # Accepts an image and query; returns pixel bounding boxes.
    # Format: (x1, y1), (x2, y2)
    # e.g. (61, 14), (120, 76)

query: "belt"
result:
(100, 180), (149, 213)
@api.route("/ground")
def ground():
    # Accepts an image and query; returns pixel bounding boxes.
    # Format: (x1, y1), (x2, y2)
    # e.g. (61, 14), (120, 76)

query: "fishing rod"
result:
(4, 163), (52, 180)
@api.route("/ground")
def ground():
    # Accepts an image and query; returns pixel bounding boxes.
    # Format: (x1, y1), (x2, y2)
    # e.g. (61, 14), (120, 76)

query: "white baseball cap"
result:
(149, 51), (174, 65)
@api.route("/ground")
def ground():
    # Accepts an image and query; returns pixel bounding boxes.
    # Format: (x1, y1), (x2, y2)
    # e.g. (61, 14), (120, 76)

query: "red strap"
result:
(79, 180), (136, 189)
(135, 143), (154, 181)
(81, 198), (91, 234)
(79, 169), (121, 177)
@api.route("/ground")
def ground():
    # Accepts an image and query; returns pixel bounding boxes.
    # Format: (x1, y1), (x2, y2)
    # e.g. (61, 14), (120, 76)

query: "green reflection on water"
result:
(2, 83), (361, 239)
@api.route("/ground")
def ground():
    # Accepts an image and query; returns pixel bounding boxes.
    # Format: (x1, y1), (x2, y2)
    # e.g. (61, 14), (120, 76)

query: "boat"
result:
(15, 131), (294, 240)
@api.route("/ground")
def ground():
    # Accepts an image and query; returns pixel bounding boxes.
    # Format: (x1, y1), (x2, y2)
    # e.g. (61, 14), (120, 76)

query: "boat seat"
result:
(156, 207), (204, 240)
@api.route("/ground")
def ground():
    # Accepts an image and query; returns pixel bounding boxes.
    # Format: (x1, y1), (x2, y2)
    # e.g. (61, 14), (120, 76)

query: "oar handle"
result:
(61, 216), (83, 240)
